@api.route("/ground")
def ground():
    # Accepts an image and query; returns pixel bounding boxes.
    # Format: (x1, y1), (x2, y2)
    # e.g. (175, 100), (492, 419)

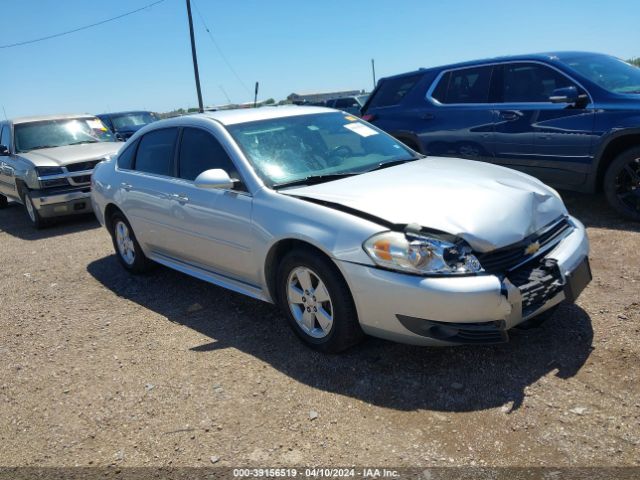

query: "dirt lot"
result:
(0, 192), (638, 470)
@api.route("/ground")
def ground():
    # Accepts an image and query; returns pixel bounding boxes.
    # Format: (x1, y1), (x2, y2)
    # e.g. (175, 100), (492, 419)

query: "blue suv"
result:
(361, 52), (640, 221)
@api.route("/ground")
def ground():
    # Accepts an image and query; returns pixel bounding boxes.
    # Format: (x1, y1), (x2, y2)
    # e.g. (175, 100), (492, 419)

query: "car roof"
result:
(11, 113), (98, 125)
(380, 51), (607, 80)
(199, 105), (335, 126)
(98, 110), (155, 117)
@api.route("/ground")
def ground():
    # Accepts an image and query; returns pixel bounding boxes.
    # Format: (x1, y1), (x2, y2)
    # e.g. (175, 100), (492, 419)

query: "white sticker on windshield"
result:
(87, 119), (106, 130)
(343, 122), (378, 137)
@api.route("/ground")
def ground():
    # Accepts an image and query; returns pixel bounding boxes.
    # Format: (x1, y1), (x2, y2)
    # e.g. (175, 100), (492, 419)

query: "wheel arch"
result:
(263, 238), (346, 305)
(595, 131), (640, 192)
(103, 203), (126, 234)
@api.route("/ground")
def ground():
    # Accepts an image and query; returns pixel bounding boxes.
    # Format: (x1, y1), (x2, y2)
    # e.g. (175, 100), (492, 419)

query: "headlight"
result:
(35, 166), (64, 177)
(363, 231), (483, 275)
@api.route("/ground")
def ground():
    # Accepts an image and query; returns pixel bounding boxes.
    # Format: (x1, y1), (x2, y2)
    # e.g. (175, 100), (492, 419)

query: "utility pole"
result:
(371, 58), (376, 90)
(254, 82), (259, 108)
(186, 0), (204, 113)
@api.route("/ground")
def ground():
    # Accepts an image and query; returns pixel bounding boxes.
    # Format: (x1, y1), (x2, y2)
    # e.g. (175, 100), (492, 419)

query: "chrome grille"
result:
(66, 159), (102, 172)
(476, 217), (572, 274)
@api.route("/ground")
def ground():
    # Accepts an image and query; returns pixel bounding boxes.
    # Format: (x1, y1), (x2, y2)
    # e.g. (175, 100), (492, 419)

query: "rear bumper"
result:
(29, 188), (93, 218)
(337, 216), (590, 346)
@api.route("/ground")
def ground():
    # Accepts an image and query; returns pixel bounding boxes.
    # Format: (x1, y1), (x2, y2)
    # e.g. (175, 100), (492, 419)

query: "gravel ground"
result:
(0, 192), (638, 469)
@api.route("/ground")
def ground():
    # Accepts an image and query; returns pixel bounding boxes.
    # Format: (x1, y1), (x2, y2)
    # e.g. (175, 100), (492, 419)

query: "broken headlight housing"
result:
(363, 230), (483, 275)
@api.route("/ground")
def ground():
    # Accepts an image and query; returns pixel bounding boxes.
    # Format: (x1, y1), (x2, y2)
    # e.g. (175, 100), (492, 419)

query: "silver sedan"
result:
(91, 106), (591, 352)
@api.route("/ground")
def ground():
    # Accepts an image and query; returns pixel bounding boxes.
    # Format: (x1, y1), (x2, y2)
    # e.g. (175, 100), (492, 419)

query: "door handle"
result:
(421, 113), (434, 120)
(499, 111), (521, 121)
(120, 182), (132, 191)
(171, 193), (189, 203)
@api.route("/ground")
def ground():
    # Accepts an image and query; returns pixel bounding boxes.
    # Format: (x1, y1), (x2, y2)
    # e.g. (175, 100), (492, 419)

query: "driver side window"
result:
(502, 63), (576, 103)
(178, 127), (242, 185)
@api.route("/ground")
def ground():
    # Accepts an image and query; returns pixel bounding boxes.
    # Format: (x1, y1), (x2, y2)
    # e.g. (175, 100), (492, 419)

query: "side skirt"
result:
(148, 251), (271, 303)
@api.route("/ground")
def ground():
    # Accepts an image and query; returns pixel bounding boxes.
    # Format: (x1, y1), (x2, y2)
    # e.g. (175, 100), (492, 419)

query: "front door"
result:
(491, 62), (594, 186)
(0, 124), (17, 197)
(167, 126), (254, 283)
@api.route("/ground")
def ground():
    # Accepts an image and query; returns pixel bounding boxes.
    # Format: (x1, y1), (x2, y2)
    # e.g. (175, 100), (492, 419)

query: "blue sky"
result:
(2, 0), (639, 117)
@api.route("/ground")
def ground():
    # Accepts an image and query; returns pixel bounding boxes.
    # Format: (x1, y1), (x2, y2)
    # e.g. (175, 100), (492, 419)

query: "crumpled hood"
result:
(282, 157), (568, 252)
(20, 142), (121, 167)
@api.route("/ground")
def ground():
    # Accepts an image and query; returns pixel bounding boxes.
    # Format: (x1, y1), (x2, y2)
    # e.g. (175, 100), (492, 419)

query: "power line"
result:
(191, 0), (252, 96)
(0, 0), (166, 49)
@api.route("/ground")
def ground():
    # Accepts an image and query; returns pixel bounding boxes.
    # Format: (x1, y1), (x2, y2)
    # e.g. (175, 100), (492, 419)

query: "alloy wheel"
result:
(615, 157), (640, 213)
(286, 267), (334, 339)
(115, 220), (136, 266)
(24, 195), (36, 223)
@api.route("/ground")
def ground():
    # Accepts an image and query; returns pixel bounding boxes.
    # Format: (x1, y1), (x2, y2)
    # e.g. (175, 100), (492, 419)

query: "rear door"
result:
(491, 62), (594, 186)
(421, 65), (495, 161)
(115, 127), (179, 255)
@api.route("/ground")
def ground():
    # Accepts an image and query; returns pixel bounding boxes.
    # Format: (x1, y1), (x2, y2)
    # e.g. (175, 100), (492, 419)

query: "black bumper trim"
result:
(396, 315), (508, 345)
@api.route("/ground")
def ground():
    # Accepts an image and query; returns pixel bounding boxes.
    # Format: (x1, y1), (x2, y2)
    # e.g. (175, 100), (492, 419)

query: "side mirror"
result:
(0, 144), (9, 156)
(549, 86), (580, 104)
(194, 168), (234, 190)
(115, 133), (125, 142)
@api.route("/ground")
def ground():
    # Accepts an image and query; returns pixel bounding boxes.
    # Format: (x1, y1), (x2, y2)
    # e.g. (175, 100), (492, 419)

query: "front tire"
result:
(109, 212), (153, 274)
(276, 248), (363, 353)
(22, 190), (47, 229)
(604, 147), (640, 221)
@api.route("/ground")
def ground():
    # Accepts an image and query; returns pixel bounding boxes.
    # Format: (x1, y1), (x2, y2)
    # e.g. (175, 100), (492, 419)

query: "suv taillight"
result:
(361, 114), (377, 122)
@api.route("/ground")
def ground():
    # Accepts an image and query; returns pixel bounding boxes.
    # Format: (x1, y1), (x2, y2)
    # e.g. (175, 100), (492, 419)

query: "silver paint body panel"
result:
(91, 108), (589, 346)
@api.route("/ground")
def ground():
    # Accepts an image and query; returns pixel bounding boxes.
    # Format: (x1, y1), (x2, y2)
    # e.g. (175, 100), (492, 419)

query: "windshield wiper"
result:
(273, 173), (359, 189)
(365, 155), (424, 173)
(25, 145), (59, 151)
(67, 140), (99, 145)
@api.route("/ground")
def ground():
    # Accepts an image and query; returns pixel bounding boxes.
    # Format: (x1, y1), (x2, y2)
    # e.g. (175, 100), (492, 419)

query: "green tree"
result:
(628, 57), (640, 67)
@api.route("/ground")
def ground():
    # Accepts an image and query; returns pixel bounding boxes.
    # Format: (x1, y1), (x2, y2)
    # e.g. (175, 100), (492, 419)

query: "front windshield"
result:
(561, 54), (640, 94)
(14, 118), (114, 153)
(112, 112), (157, 130)
(226, 112), (416, 187)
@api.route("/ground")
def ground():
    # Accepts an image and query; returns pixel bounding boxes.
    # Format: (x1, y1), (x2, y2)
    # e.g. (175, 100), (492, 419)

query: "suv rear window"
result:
(430, 66), (493, 104)
(367, 73), (423, 108)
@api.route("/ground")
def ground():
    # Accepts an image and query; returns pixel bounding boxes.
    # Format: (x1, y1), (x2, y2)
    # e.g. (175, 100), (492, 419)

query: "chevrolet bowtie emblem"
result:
(525, 241), (541, 256)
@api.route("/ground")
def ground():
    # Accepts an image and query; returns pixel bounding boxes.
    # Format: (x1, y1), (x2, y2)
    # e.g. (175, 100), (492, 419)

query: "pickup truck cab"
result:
(0, 114), (121, 228)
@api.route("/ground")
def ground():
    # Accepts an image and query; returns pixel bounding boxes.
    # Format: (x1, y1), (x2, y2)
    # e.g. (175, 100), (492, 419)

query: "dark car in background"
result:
(97, 111), (158, 141)
(326, 94), (369, 116)
(361, 52), (640, 221)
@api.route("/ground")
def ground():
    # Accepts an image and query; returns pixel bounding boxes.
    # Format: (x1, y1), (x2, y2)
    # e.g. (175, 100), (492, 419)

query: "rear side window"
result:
(432, 66), (493, 104)
(134, 128), (178, 176)
(367, 73), (423, 108)
(117, 139), (138, 170)
(335, 98), (359, 108)
(501, 63), (575, 103)
(178, 127), (240, 181)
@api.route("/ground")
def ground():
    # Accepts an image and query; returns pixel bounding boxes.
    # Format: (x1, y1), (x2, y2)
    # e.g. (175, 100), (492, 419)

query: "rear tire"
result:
(0, 194), (7, 209)
(604, 147), (640, 221)
(276, 248), (363, 353)
(109, 212), (153, 274)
